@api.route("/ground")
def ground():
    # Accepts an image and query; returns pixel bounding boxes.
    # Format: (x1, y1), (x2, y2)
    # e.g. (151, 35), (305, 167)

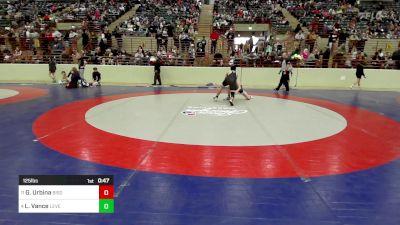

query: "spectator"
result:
(294, 30), (305, 49)
(294, 24), (302, 34)
(302, 48), (310, 61)
(265, 43), (273, 57)
(13, 47), (22, 60)
(82, 30), (89, 50)
(188, 43), (196, 65)
(134, 46), (145, 64)
(306, 31), (318, 53)
(225, 27), (235, 53)
(213, 52), (223, 66)
(328, 31), (338, 51)
(210, 30), (220, 54)
(322, 48), (330, 68)
(114, 29), (123, 49)
(102, 49), (114, 65)
(308, 50), (317, 62)
(104, 30), (112, 48)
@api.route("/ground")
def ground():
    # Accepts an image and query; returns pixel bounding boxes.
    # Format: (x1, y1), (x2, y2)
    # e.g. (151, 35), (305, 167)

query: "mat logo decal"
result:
(182, 106), (248, 116)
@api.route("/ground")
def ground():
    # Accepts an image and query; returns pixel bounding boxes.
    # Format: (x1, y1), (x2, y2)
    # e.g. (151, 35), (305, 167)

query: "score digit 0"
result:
(99, 185), (114, 199)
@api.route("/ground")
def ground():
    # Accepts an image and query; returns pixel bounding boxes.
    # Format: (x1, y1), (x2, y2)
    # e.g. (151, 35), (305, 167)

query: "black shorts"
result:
(229, 85), (239, 91)
(222, 81), (242, 92)
(222, 79), (237, 89)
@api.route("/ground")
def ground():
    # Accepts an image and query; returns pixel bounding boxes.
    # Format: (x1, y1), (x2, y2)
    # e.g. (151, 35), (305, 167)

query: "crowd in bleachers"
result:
(213, 0), (291, 34)
(359, 1), (400, 39)
(214, 0), (276, 25)
(117, 0), (201, 42)
(201, 0), (400, 70)
(0, 0), (399, 69)
(221, 30), (399, 70)
(286, 0), (400, 39)
(0, 0), (140, 64)
(209, 1), (400, 70)
(0, 0), (136, 27)
(279, 0), (400, 69)
(0, 0), (75, 28)
(57, 0), (135, 24)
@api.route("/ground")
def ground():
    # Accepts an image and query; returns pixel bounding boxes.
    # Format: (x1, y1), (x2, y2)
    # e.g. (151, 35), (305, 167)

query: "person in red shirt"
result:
(51, 4), (57, 13)
(46, 30), (54, 48)
(237, 9), (244, 18)
(94, 9), (101, 20)
(210, 31), (219, 54)
(311, 18), (318, 33)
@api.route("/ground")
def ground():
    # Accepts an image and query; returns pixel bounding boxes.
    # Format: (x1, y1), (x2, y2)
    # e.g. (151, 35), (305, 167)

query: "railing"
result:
(1, 53), (399, 70)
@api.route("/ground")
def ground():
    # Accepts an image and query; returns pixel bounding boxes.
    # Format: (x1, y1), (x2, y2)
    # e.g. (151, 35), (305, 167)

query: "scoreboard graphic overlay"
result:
(18, 175), (114, 213)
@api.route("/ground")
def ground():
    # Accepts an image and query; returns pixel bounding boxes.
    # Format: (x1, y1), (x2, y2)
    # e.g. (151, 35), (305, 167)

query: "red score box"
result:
(99, 185), (114, 199)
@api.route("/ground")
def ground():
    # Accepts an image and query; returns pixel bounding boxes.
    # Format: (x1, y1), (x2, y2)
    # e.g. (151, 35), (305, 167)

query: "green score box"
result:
(99, 199), (114, 213)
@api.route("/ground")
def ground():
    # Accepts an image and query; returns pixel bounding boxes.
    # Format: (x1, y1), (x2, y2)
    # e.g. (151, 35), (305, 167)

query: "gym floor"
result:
(1, 83), (399, 225)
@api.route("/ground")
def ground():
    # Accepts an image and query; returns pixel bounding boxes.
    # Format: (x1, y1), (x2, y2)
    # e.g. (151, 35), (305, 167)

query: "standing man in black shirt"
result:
(152, 57), (162, 85)
(114, 29), (123, 49)
(225, 28), (235, 54)
(328, 31), (338, 51)
(78, 56), (87, 79)
(200, 36), (207, 52)
(196, 36), (207, 65)
(156, 31), (162, 51)
(104, 29), (112, 48)
(82, 30), (89, 50)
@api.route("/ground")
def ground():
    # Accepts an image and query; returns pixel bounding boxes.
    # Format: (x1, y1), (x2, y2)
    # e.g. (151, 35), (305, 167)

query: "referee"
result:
(152, 57), (162, 86)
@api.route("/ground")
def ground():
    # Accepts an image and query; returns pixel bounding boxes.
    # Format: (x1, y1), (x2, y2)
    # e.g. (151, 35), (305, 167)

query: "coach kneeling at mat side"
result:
(66, 67), (81, 89)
